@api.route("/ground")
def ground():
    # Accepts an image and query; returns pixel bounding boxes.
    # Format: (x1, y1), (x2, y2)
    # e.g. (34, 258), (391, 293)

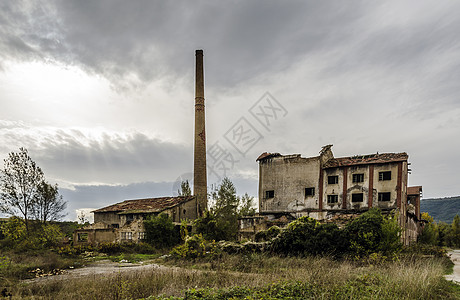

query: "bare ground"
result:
(445, 250), (460, 284)
(23, 260), (172, 283)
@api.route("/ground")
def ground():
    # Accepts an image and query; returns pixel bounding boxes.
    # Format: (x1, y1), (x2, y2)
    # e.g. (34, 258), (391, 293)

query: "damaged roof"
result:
(92, 196), (196, 214)
(256, 152), (282, 162)
(323, 152), (408, 168)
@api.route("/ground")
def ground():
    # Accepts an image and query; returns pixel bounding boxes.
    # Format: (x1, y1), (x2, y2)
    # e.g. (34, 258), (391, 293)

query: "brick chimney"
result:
(194, 49), (207, 216)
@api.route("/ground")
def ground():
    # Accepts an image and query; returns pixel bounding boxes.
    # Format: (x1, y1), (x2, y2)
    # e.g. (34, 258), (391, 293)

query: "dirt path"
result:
(445, 250), (460, 284)
(23, 260), (172, 283)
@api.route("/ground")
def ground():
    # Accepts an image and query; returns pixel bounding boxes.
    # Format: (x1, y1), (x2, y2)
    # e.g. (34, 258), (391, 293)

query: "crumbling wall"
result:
(259, 155), (320, 213)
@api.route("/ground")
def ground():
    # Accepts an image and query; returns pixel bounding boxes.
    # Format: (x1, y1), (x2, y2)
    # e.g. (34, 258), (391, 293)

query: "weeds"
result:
(1, 252), (456, 299)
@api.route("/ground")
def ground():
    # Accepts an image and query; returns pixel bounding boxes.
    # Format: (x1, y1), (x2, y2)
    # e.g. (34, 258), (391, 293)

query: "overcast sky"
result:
(1, 1), (459, 221)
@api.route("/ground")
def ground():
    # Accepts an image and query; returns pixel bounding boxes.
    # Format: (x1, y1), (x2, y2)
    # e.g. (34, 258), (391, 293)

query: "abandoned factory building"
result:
(240, 145), (423, 245)
(74, 196), (197, 245)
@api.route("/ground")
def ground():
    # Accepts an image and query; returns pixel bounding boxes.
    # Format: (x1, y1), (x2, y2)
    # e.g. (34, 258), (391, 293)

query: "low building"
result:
(74, 196), (197, 245)
(241, 145), (423, 244)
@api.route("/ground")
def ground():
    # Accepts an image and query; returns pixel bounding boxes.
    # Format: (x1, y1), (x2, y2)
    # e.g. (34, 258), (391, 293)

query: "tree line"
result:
(419, 212), (460, 248)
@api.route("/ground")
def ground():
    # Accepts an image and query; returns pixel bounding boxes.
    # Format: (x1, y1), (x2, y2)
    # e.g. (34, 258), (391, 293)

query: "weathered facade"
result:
(244, 145), (422, 244)
(74, 196), (197, 245)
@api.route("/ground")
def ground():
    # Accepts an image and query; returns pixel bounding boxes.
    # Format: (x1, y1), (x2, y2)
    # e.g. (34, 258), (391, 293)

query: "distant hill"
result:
(420, 196), (460, 223)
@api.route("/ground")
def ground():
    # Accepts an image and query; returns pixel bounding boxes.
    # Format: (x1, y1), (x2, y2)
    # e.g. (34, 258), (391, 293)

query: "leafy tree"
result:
(144, 213), (180, 248)
(238, 193), (256, 216)
(178, 180), (192, 196)
(33, 182), (67, 223)
(418, 213), (439, 245)
(378, 212), (402, 255)
(0, 148), (45, 233)
(193, 210), (227, 241)
(450, 214), (460, 247)
(436, 222), (451, 246)
(345, 208), (401, 257)
(195, 178), (253, 241)
(210, 178), (240, 241)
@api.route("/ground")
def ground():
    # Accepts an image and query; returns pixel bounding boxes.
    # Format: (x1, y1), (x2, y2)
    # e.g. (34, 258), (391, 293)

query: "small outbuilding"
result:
(74, 196), (197, 245)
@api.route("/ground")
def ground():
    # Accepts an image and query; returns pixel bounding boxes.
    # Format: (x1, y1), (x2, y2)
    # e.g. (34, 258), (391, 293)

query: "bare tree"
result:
(33, 182), (67, 223)
(0, 148), (44, 232)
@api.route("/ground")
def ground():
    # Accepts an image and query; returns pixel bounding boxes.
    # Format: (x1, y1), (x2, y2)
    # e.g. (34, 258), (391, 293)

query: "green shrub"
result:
(255, 225), (281, 242)
(344, 208), (401, 258)
(193, 210), (227, 242)
(270, 217), (347, 256)
(97, 242), (123, 254)
(170, 234), (219, 259)
(144, 213), (181, 248)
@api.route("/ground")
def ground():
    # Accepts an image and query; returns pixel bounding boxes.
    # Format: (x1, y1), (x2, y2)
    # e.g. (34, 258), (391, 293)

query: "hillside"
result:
(420, 196), (460, 223)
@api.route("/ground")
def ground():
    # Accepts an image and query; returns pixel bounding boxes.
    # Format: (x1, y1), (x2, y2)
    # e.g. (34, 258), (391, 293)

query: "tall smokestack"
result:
(194, 49), (207, 216)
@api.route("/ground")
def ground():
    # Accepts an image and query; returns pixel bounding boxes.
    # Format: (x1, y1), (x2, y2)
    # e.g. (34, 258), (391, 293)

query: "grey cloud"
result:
(1, 1), (368, 89)
(13, 129), (194, 185)
(62, 174), (258, 221)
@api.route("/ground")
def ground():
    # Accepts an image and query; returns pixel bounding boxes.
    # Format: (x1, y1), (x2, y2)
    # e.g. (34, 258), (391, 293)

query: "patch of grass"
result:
(0, 249), (80, 283)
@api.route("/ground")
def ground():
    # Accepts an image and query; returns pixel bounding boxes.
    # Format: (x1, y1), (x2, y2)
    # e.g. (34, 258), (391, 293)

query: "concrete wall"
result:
(259, 155), (320, 213)
(94, 212), (120, 225)
(259, 154), (408, 219)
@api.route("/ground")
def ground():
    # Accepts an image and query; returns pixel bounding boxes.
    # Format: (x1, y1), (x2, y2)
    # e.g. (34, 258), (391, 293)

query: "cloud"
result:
(0, 1), (368, 89)
(0, 126), (192, 185)
(62, 175), (258, 222)
(1, 0), (460, 202)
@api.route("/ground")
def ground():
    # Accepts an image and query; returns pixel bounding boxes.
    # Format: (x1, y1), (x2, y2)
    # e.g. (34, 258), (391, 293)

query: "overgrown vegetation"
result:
(2, 253), (457, 299)
(143, 213), (181, 248)
(194, 178), (255, 242)
(419, 213), (460, 248)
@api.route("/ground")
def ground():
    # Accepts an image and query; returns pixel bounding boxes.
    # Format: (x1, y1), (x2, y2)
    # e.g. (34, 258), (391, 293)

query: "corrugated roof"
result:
(92, 196), (196, 214)
(323, 152), (408, 168)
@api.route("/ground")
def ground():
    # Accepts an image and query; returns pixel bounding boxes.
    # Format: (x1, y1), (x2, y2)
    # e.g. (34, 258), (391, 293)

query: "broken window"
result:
(328, 175), (338, 184)
(327, 194), (338, 204)
(77, 233), (88, 242)
(305, 187), (315, 197)
(352, 173), (364, 183)
(265, 190), (275, 199)
(111, 224), (119, 228)
(379, 171), (391, 181)
(378, 192), (391, 201)
(352, 193), (364, 202)
(126, 214), (134, 222)
(121, 232), (133, 240)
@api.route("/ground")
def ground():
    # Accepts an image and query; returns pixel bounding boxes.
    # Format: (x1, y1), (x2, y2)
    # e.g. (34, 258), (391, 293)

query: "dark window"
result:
(77, 233), (88, 241)
(111, 224), (119, 228)
(126, 214), (134, 222)
(352, 193), (364, 202)
(265, 190), (274, 198)
(305, 187), (315, 197)
(378, 192), (391, 201)
(327, 195), (338, 204)
(379, 171), (391, 181)
(328, 175), (338, 184)
(352, 173), (364, 183)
